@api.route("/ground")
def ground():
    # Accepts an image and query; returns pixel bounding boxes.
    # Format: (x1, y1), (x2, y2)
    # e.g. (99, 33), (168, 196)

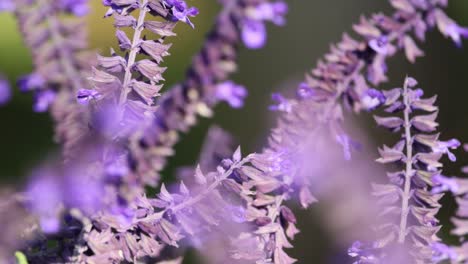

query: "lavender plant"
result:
(9, 0), (93, 155)
(2, 0), (468, 263)
(129, 0), (287, 185)
(349, 76), (460, 263)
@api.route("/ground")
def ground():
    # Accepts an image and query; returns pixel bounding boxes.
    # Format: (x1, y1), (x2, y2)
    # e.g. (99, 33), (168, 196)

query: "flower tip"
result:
(405, 76), (418, 87)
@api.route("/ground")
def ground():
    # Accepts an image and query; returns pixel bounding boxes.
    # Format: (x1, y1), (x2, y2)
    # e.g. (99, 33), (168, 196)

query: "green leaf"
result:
(15, 251), (28, 264)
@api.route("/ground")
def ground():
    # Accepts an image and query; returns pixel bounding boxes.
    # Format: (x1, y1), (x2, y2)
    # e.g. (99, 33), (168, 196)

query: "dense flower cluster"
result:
(1, 0), (468, 263)
(349, 77), (459, 263)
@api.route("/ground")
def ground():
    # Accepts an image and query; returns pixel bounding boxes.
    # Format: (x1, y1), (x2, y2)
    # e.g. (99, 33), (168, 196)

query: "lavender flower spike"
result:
(90, 0), (195, 132)
(131, 0), (287, 186)
(14, 0), (93, 156)
(350, 77), (459, 263)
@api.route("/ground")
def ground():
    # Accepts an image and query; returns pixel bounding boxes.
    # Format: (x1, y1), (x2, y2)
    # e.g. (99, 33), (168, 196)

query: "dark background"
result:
(1, 1), (467, 263)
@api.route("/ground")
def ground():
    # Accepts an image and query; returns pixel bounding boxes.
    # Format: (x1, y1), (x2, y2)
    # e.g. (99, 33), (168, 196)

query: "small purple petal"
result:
(77, 89), (101, 105)
(269, 92), (292, 113)
(215, 81), (247, 108)
(18, 73), (45, 92)
(242, 20), (267, 49)
(253, 2), (288, 26)
(432, 138), (460, 162)
(361, 88), (386, 111)
(369, 36), (389, 55)
(60, 0), (89, 16)
(296, 83), (315, 99)
(33, 90), (56, 112)
(164, 0), (198, 27)
(0, 0), (15, 12)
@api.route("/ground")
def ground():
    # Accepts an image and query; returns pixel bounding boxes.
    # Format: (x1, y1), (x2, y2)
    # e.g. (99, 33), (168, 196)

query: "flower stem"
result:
(398, 77), (413, 243)
(119, 0), (149, 107)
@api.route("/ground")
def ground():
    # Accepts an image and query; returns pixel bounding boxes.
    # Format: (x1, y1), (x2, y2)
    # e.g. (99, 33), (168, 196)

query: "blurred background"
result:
(1, 0), (468, 263)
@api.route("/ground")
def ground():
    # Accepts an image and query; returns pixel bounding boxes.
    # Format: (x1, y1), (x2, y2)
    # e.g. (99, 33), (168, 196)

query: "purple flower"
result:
(0, 0), (14, 12)
(77, 89), (101, 105)
(18, 73), (45, 92)
(60, 0), (89, 16)
(369, 36), (389, 55)
(164, 0), (199, 28)
(104, 150), (129, 179)
(434, 10), (468, 47)
(33, 90), (56, 112)
(0, 77), (12, 105)
(296, 82), (315, 99)
(446, 24), (468, 47)
(269, 93), (292, 113)
(215, 81), (247, 108)
(27, 170), (62, 234)
(361, 88), (385, 110)
(433, 138), (460, 162)
(432, 174), (459, 194)
(251, 1), (288, 26)
(242, 1), (287, 49)
(242, 20), (267, 49)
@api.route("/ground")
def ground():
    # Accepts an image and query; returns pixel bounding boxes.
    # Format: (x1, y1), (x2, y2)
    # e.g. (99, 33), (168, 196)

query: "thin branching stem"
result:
(398, 77), (413, 243)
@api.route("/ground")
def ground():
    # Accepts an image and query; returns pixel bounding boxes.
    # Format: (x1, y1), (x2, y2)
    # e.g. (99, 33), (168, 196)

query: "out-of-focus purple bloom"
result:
(215, 81), (247, 108)
(104, 150), (129, 179)
(242, 1), (287, 49)
(408, 87), (424, 102)
(434, 9), (468, 47)
(59, 0), (89, 16)
(33, 90), (56, 112)
(432, 174), (459, 194)
(335, 133), (352, 161)
(433, 138), (460, 161)
(242, 20), (267, 49)
(18, 73), (45, 92)
(0, 0), (14, 12)
(361, 88), (386, 111)
(269, 93), (292, 113)
(164, 0), (199, 28)
(64, 168), (103, 214)
(446, 24), (468, 47)
(0, 77), (12, 106)
(27, 170), (62, 234)
(251, 1), (288, 26)
(77, 89), (101, 105)
(431, 242), (458, 262)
